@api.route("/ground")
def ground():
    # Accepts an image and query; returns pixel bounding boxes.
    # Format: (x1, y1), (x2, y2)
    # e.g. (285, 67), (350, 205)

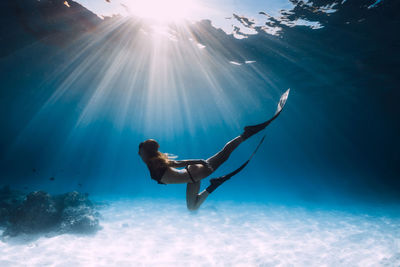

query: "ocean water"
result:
(0, 0), (399, 265)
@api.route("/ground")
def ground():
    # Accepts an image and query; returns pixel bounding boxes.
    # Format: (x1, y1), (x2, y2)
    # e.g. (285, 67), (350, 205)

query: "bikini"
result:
(149, 164), (196, 185)
(149, 165), (167, 184)
(185, 166), (196, 183)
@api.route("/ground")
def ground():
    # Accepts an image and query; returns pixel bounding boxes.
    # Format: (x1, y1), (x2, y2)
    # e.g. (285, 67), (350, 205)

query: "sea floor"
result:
(1, 198), (399, 266)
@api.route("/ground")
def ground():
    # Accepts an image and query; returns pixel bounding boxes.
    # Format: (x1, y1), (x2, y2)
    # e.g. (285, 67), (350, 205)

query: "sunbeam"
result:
(4, 12), (282, 187)
(123, 0), (201, 23)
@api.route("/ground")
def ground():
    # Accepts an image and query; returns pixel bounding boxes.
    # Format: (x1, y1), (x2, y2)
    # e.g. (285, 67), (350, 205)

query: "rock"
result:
(0, 185), (11, 195)
(60, 206), (99, 233)
(1, 189), (101, 238)
(0, 186), (26, 228)
(57, 191), (100, 234)
(60, 191), (92, 208)
(0, 208), (9, 226)
(5, 191), (59, 236)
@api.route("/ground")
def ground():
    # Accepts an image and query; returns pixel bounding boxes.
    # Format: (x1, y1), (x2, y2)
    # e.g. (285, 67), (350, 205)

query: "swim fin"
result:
(241, 89), (290, 140)
(206, 133), (266, 194)
(206, 176), (231, 194)
(206, 160), (250, 193)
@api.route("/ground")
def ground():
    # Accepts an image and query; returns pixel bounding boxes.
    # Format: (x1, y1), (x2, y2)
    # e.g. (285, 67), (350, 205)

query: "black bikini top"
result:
(147, 158), (167, 185)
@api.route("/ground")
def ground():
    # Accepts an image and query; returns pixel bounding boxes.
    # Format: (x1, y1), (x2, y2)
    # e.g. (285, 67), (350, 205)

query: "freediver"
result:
(138, 89), (289, 211)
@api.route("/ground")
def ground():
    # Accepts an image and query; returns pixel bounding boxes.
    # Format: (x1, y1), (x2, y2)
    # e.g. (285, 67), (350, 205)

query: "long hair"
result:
(139, 139), (170, 169)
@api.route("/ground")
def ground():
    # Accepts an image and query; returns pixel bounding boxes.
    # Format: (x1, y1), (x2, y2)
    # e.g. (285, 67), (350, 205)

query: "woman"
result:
(138, 89), (289, 211)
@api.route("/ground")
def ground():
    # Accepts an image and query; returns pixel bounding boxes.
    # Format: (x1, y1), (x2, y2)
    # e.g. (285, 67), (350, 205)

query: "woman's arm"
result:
(168, 159), (207, 168)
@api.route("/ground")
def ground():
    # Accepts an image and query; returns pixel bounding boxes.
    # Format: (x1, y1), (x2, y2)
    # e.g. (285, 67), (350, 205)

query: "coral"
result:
(0, 186), (100, 237)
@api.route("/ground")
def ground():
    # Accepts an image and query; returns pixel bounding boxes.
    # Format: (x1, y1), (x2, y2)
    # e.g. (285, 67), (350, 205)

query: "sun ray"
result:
(122, 0), (202, 24)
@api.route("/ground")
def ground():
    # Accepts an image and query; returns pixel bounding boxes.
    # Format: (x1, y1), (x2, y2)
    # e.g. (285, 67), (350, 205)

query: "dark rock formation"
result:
(0, 186), (101, 237)
(0, 186), (26, 228)
(6, 191), (59, 236)
(57, 191), (100, 234)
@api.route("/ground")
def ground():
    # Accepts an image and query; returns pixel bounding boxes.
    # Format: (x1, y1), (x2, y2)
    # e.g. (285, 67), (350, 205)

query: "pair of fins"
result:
(206, 89), (290, 193)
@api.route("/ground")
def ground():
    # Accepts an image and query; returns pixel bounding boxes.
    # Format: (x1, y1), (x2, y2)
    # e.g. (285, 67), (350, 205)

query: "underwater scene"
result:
(0, 0), (399, 265)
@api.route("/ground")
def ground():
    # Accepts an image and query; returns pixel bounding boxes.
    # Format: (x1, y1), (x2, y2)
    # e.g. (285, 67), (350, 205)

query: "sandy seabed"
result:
(0, 198), (399, 267)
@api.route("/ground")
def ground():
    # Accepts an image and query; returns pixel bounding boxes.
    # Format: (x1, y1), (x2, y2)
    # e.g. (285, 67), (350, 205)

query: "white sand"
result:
(1, 199), (399, 266)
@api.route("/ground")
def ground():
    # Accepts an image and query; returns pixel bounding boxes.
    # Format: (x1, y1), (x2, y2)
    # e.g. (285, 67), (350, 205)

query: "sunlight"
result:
(16, 2), (274, 164)
(123, 0), (200, 23)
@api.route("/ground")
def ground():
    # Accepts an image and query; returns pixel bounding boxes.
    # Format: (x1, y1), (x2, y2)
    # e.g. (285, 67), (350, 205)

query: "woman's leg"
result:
(185, 136), (245, 211)
(186, 181), (209, 211)
(186, 135), (245, 182)
(206, 136), (243, 171)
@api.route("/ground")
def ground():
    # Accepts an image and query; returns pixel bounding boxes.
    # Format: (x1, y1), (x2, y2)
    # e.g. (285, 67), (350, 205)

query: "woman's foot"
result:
(206, 176), (231, 193)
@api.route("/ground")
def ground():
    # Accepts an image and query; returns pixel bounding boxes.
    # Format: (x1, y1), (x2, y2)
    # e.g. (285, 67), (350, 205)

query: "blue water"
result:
(0, 0), (399, 265)
(1, 0), (399, 205)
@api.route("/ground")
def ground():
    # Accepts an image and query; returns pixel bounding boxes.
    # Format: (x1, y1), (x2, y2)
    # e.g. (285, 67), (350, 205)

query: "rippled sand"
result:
(1, 199), (399, 266)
